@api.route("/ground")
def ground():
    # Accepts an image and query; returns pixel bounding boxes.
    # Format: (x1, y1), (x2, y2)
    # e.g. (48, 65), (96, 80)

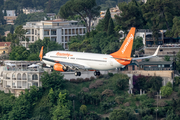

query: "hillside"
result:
(1, 71), (180, 120)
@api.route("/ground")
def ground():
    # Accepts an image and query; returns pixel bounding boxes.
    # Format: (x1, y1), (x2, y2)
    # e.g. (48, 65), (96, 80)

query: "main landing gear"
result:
(94, 71), (100, 76)
(75, 71), (81, 76)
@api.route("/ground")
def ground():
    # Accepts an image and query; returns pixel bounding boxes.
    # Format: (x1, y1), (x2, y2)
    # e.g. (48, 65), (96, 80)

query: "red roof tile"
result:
(0, 42), (11, 47)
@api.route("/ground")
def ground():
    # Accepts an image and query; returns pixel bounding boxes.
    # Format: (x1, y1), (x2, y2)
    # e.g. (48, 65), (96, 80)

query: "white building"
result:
(22, 19), (86, 50)
(1, 61), (43, 97)
(22, 8), (44, 14)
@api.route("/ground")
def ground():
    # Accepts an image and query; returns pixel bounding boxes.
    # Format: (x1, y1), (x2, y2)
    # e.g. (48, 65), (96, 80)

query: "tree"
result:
(166, 109), (179, 120)
(109, 109), (128, 120)
(10, 25), (14, 34)
(115, 0), (145, 30)
(168, 16), (180, 38)
(104, 8), (111, 31)
(142, 115), (153, 120)
(79, 105), (87, 115)
(52, 92), (70, 120)
(48, 88), (56, 104)
(59, 0), (101, 32)
(9, 46), (30, 60)
(160, 85), (173, 97)
(176, 51), (180, 73)
(107, 17), (115, 36)
(164, 55), (170, 61)
(40, 71), (64, 90)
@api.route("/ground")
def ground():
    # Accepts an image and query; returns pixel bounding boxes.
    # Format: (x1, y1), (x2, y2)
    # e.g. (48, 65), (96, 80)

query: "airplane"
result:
(39, 27), (160, 76)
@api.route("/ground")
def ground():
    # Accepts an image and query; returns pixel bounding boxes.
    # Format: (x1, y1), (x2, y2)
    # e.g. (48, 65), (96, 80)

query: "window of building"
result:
(32, 74), (38, 80)
(65, 43), (68, 49)
(158, 65), (161, 67)
(32, 29), (34, 34)
(33, 82), (38, 87)
(44, 30), (49, 35)
(51, 37), (56, 42)
(51, 30), (56, 35)
(32, 37), (34, 41)
(162, 65), (164, 67)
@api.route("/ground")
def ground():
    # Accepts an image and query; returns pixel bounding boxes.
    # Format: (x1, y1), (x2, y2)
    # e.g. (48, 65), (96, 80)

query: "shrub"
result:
(90, 76), (95, 81)
(80, 105), (87, 115)
(115, 96), (125, 104)
(84, 78), (90, 82)
(108, 72), (113, 77)
(102, 89), (114, 97)
(142, 115), (153, 120)
(109, 109), (128, 120)
(82, 87), (89, 92)
(95, 80), (104, 86)
(161, 86), (173, 97)
(116, 78), (129, 90)
(89, 83), (98, 89)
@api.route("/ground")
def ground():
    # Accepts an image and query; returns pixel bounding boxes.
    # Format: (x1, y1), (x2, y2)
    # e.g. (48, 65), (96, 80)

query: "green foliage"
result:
(107, 17), (115, 36)
(109, 109), (128, 120)
(166, 16), (180, 38)
(48, 88), (56, 105)
(52, 105), (70, 120)
(9, 46), (30, 60)
(79, 105), (87, 115)
(142, 115), (153, 120)
(164, 55), (170, 61)
(174, 76), (180, 86)
(59, 0), (101, 32)
(29, 37), (64, 55)
(52, 92), (70, 120)
(176, 51), (180, 73)
(132, 36), (143, 53)
(115, 0), (144, 30)
(166, 109), (180, 120)
(166, 82), (172, 88)
(160, 84), (173, 97)
(104, 8), (111, 31)
(41, 71), (64, 90)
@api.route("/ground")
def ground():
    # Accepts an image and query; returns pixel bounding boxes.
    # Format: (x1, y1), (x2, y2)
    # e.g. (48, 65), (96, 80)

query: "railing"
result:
(3, 67), (44, 72)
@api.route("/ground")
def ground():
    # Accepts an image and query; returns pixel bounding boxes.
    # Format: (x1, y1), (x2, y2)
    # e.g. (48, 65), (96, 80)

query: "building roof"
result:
(139, 61), (173, 65)
(0, 42), (11, 47)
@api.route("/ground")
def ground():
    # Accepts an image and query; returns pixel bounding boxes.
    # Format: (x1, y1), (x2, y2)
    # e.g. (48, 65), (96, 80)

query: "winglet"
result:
(153, 45), (160, 56)
(39, 46), (44, 61)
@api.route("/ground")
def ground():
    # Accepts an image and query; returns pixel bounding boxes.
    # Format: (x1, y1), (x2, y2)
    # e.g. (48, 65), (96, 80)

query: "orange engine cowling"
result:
(53, 63), (67, 72)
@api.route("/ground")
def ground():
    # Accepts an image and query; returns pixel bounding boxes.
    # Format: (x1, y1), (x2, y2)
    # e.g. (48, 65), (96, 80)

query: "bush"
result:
(109, 109), (128, 120)
(115, 96), (125, 104)
(102, 89), (114, 97)
(142, 115), (153, 120)
(80, 105), (87, 115)
(108, 72), (113, 77)
(161, 86), (173, 97)
(90, 76), (95, 81)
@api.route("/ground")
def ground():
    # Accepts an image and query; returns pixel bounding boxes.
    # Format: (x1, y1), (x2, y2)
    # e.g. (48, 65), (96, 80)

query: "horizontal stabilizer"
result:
(132, 45), (160, 60)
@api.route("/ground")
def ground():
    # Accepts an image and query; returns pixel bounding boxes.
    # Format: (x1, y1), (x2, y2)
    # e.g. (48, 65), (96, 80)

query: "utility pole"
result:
(156, 92), (158, 120)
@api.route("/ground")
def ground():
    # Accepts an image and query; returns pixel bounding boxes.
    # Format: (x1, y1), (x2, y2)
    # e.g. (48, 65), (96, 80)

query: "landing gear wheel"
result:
(75, 71), (81, 76)
(94, 71), (100, 76)
(50, 66), (54, 72)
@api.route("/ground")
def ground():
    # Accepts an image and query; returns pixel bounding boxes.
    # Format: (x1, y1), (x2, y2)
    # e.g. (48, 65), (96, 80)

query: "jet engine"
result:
(53, 63), (68, 72)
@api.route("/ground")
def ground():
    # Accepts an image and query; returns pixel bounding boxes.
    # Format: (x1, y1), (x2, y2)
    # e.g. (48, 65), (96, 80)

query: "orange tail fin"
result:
(110, 27), (136, 58)
(39, 46), (44, 61)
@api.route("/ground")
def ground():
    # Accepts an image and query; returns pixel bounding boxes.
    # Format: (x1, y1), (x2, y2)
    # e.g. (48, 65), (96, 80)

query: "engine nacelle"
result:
(53, 63), (68, 72)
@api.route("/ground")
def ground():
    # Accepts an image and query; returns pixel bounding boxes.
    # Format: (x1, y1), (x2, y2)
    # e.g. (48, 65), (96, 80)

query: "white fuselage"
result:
(42, 51), (124, 70)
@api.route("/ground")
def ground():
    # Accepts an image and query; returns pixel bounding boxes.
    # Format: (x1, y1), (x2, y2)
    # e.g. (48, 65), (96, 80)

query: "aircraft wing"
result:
(59, 61), (91, 70)
(132, 45), (160, 60)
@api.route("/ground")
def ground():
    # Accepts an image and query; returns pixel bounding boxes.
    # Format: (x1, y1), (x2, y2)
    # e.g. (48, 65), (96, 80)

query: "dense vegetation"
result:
(1, 71), (180, 120)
